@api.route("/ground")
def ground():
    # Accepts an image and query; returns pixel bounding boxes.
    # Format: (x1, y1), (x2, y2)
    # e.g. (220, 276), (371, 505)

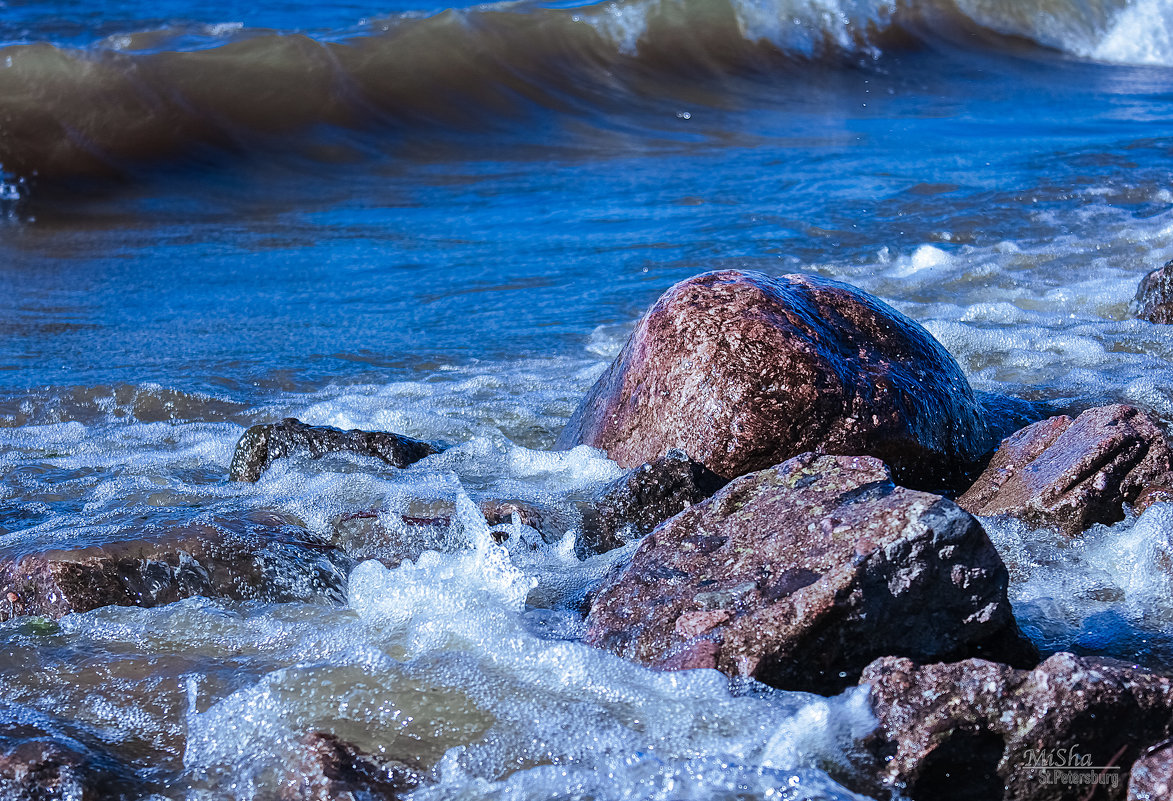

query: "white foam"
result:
(1091, 0), (1173, 66)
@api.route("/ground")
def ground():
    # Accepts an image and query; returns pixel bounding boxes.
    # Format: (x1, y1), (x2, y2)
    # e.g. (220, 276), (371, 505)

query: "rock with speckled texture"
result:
(862, 653), (1173, 801)
(584, 452), (1035, 695)
(957, 404), (1172, 536)
(1135, 259), (1173, 324)
(555, 270), (995, 492)
(1129, 740), (1173, 801)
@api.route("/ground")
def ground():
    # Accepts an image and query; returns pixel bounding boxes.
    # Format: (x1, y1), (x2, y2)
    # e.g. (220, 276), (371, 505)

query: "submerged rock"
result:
(556, 270), (994, 491)
(229, 417), (438, 482)
(1129, 740), (1173, 801)
(1134, 259), (1173, 324)
(0, 512), (351, 621)
(576, 449), (727, 557)
(584, 453), (1034, 695)
(282, 733), (419, 801)
(862, 653), (1173, 801)
(957, 404), (1172, 536)
(0, 719), (145, 801)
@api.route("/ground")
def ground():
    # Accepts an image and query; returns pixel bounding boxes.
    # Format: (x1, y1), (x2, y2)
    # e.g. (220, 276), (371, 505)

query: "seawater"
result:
(4, 0), (1173, 797)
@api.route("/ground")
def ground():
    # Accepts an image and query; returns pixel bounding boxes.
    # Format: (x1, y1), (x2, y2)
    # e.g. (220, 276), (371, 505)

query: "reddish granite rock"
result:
(1129, 740), (1173, 801)
(230, 417), (438, 482)
(957, 404), (1172, 536)
(862, 653), (1173, 801)
(556, 270), (994, 491)
(1134, 260), (1173, 324)
(584, 453), (1034, 695)
(281, 733), (419, 801)
(0, 512), (351, 621)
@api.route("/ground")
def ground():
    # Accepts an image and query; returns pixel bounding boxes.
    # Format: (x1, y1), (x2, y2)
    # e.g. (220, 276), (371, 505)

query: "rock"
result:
(1129, 740), (1173, 801)
(0, 716), (146, 801)
(861, 652), (1173, 801)
(555, 270), (994, 492)
(0, 512), (352, 621)
(957, 404), (1172, 536)
(1134, 260), (1173, 324)
(584, 453), (1035, 695)
(576, 449), (727, 557)
(1134, 480), (1173, 517)
(281, 733), (419, 801)
(229, 417), (438, 482)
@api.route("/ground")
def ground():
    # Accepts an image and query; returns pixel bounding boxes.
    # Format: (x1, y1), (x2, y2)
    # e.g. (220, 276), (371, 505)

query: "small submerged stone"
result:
(862, 652), (1173, 801)
(556, 270), (995, 492)
(0, 512), (352, 621)
(229, 417), (439, 482)
(584, 452), (1035, 695)
(281, 733), (419, 801)
(957, 404), (1172, 536)
(0, 717), (147, 801)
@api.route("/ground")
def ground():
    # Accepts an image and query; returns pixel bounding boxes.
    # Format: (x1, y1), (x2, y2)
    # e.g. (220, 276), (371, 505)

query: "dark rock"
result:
(1134, 259), (1173, 324)
(0, 715), (146, 801)
(861, 652), (1173, 801)
(281, 733), (419, 801)
(957, 404), (1172, 536)
(576, 449), (727, 557)
(1129, 740), (1173, 801)
(556, 270), (994, 492)
(0, 511), (352, 621)
(1134, 480), (1173, 517)
(229, 417), (438, 482)
(977, 390), (1054, 446)
(584, 453), (1035, 695)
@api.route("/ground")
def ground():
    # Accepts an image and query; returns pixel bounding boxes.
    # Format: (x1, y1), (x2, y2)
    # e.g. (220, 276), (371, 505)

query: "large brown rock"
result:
(0, 512), (352, 621)
(862, 653), (1173, 801)
(556, 270), (994, 491)
(230, 417), (438, 482)
(957, 404), (1172, 536)
(1129, 740), (1173, 801)
(281, 733), (419, 801)
(584, 453), (1035, 695)
(1134, 259), (1173, 324)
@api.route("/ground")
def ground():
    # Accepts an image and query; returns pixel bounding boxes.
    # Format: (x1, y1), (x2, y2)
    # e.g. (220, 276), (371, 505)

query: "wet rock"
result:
(229, 417), (438, 482)
(0, 718), (145, 801)
(577, 449), (727, 557)
(1134, 259), (1173, 324)
(1133, 480), (1173, 517)
(0, 512), (352, 621)
(282, 733), (419, 801)
(957, 404), (1172, 536)
(861, 652), (1173, 801)
(584, 453), (1035, 695)
(556, 270), (994, 492)
(1129, 740), (1173, 801)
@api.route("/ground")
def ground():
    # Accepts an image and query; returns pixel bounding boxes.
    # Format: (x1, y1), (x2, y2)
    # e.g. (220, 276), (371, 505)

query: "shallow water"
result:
(5, 0), (1173, 797)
